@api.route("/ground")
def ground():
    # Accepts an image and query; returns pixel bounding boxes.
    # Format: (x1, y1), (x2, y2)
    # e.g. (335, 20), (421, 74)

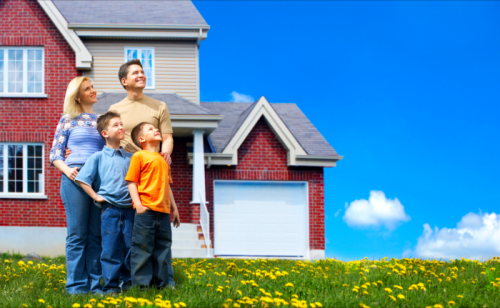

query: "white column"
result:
(191, 129), (206, 203)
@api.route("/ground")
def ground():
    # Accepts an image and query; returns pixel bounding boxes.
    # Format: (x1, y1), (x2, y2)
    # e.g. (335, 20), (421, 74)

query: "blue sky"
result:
(193, 1), (500, 260)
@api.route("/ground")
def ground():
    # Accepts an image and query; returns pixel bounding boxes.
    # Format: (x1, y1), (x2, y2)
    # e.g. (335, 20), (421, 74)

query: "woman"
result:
(50, 77), (105, 294)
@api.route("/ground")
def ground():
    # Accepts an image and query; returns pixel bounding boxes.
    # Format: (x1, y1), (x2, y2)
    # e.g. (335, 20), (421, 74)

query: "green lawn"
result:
(1, 252), (499, 308)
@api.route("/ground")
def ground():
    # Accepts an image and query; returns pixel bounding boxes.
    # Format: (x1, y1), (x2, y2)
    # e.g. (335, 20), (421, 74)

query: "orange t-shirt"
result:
(125, 150), (173, 213)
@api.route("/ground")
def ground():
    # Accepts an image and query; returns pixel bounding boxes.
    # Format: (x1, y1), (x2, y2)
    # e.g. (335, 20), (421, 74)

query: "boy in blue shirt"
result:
(76, 111), (134, 294)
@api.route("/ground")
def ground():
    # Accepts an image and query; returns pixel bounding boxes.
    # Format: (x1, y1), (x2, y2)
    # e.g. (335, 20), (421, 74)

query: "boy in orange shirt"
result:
(125, 122), (180, 288)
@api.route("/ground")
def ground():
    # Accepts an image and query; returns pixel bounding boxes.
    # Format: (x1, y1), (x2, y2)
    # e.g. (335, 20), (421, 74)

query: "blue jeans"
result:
(60, 167), (103, 294)
(131, 210), (174, 288)
(100, 203), (134, 293)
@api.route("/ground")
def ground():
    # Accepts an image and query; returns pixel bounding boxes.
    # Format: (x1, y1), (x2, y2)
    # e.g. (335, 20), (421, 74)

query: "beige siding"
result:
(82, 39), (199, 104)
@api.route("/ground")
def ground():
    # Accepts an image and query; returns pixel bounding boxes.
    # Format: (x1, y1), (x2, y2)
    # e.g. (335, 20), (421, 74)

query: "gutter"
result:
(68, 23), (210, 30)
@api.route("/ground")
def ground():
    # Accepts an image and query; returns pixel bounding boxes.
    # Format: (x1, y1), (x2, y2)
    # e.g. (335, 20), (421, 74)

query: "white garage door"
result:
(214, 181), (308, 257)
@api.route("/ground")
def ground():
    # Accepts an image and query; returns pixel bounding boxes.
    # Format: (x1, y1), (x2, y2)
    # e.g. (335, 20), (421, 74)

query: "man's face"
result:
(102, 117), (125, 141)
(122, 64), (146, 90)
(139, 124), (162, 144)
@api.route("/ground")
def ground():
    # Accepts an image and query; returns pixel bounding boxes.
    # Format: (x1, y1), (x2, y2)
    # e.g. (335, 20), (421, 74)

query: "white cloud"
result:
(343, 191), (411, 230)
(230, 91), (254, 103)
(334, 209), (342, 217)
(414, 212), (500, 260)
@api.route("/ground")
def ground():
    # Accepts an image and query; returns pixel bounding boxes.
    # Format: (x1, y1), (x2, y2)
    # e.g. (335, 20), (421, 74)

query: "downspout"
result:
(197, 28), (202, 47)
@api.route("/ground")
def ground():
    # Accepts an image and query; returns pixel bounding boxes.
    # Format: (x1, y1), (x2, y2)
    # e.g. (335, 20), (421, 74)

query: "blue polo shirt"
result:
(76, 146), (133, 208)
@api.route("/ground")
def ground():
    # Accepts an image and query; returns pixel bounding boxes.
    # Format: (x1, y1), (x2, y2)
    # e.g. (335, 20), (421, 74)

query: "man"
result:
(110, 59), (174, 165)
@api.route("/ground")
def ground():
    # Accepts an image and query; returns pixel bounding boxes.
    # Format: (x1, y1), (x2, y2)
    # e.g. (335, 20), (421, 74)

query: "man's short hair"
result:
(131, 122), (151, 149)
(96, 111), (121, 140)
(118, 59), (143, 90)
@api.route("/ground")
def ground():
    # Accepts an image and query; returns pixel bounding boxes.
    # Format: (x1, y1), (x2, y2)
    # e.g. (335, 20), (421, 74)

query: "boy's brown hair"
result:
(131, 122), (151, 149)
(96, 111), (121, 140)
(118, 59), (143, 90)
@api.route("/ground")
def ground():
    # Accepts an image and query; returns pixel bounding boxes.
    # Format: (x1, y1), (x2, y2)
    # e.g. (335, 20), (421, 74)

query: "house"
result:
(0, 0), (342, 260)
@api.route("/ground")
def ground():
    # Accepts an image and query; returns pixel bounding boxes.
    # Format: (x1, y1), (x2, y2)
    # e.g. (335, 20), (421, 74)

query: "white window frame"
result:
(0, 47), (47, 98)
(0, 143), (47, 199)
(124, 47), (155, 89)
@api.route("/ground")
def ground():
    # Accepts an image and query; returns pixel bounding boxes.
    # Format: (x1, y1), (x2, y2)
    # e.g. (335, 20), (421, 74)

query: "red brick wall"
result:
(205, 118), (325, 251)
(0, 0), (81, 227)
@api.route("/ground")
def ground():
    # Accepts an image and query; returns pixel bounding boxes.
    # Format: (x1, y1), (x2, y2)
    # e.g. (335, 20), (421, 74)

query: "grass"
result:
(1, 252), (500, 308)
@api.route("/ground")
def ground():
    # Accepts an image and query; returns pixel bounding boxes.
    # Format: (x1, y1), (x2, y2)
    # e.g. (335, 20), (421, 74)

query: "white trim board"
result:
(222, 96), (306, 166)
(36, 0), (93, 69)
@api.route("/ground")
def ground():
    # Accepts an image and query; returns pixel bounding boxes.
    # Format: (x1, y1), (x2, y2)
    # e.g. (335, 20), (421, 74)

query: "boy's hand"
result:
(172, 208), (180, 228)
(136, 203), (148, 215)
(94, 195), (105, 203)
(160, 152), (172, 165)
(65, 148), (72, 159)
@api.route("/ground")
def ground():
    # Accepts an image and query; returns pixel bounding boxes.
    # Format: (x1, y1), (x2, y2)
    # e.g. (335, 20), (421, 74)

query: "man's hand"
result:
(160, 152), (172, 165)
(64, 166), (79, 181)
(172, 208), (180, 228)
(136, 203), (148, 215)
(65, 148), (72, 159)
(94, 195), (105, 203)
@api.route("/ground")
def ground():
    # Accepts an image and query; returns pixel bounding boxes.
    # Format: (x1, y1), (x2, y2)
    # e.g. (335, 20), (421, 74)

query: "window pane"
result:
(16, 181), (22, 192)
(35, 146), (42, 156)
(28, 170), (34, 181)
(27, 145), (34, 157)
(36, 50), (42, 60)
(141, 50), (153, 88)
(28, 181), (34, 193)
(8, 50), (23, 94)
(8, 181), (14, 192)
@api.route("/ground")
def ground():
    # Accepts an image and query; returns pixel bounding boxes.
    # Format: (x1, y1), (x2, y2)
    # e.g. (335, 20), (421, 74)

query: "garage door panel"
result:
(214, 181), (308, 257)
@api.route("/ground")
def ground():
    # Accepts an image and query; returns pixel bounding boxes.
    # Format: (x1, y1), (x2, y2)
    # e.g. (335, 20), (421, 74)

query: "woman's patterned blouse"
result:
(50, 113), (105, 166)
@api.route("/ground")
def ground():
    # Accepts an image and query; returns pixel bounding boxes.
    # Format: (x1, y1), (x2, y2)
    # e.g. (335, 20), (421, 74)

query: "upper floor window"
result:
(0, 143), (45, 199)
(0, 47), (45, 96)
(124, 47), (155, 89)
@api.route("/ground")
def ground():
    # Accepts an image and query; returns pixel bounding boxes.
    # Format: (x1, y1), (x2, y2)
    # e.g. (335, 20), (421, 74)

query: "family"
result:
(49, 59), (180, 294)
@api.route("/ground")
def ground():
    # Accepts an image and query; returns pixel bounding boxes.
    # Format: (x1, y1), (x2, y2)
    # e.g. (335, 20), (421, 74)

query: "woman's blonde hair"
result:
(63, 76), (93, 118)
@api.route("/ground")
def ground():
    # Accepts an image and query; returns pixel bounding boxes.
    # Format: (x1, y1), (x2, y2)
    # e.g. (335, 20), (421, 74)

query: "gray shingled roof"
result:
(52, 1), (207, 26)
(201, 102), (338, 156)
(94, 93), (215, 115)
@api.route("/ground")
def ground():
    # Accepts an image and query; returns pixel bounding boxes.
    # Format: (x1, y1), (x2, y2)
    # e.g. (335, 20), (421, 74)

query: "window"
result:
(0, 47), (44, 96)
(0, 144), (45, 198)
(124, 47), (155, 89)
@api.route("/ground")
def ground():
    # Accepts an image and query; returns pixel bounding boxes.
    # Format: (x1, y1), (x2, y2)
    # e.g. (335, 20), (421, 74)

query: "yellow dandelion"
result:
(285, 283), (294, 287)
(457, 295), (463, 298)
(84, 305), (92, 308)
(97, 304), (104, 308)
(384, 288), (392, 293)
(233, 304), (240, 308)
(434, 305), (444, 308)
(89, 299), (97, 303)
(38, 299), (45, 304)
(397, 294), (405, 299)
(72, 304), (81, 308)
(448, 301), (456, 306)
(315, 303), (323, 308)
(389, 295), (396, 301)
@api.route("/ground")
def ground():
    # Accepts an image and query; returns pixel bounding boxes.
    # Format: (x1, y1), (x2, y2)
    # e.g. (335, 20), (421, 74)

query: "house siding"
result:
(0, 0), (81, 227)
(81, 39), (199, 104)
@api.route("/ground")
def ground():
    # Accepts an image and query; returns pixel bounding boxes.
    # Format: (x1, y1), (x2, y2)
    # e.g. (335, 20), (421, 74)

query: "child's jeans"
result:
(131, 210), (174, 288)
(101, 202), (135, 293)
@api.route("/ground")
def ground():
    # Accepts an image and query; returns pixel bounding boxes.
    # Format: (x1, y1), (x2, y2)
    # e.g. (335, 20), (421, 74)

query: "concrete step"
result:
(172, 231), (201, 240)
(171, 239), (206, 249)
(172, 248), (213, 259)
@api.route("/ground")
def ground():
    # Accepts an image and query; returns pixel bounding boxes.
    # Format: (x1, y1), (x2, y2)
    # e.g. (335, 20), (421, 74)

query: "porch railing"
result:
(199, 190), (212, 258)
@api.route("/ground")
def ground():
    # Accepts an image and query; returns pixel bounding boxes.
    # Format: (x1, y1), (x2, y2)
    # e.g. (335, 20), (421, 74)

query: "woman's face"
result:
(76, 80), (97, 105)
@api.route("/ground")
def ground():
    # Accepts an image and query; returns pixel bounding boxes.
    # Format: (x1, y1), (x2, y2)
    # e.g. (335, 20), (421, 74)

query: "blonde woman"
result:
(50, 77), (105, 294)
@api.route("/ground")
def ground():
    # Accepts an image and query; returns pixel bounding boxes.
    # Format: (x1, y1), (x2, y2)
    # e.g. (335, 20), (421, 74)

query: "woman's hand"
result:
(64, 166), (79, 181)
